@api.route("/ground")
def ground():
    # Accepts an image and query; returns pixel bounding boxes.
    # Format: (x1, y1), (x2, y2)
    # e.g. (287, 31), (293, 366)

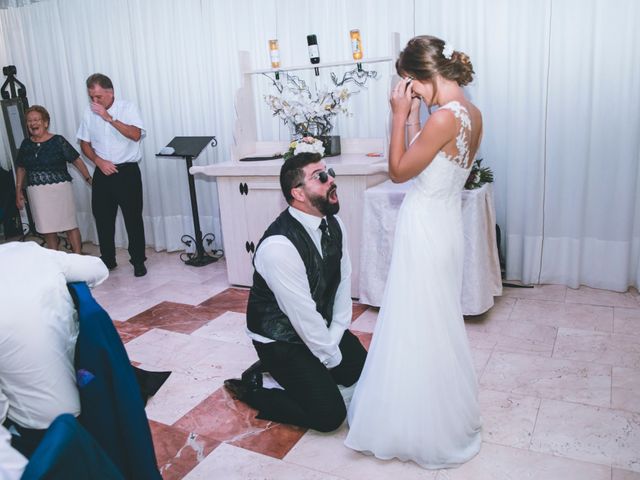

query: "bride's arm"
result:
(389, 108), (456, 183)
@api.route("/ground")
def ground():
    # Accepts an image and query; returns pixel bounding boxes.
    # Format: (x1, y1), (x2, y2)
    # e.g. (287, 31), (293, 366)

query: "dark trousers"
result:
(92, 163), (146, 265)
(3, 417), (47, 458)
(247, 329), (367, 432)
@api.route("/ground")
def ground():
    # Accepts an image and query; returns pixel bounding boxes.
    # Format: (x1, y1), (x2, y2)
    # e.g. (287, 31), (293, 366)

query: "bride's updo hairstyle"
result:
(396, 35), (474, 93)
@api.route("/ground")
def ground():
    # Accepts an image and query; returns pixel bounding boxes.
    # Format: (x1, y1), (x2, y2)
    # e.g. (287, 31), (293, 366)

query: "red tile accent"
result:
(174, 387), (306, 459)
(352, 302), (369, 321)
(125, 301), (223, 335)
(198, 287), (249, 313)
(149, 420), (220, 480)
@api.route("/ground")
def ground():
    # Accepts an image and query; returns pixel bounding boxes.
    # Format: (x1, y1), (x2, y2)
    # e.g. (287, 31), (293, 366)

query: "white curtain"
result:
(1, 0), (639, 291)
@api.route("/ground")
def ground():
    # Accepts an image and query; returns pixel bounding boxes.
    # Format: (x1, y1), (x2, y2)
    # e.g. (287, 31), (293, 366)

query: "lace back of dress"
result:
(439, 102), (472, 169)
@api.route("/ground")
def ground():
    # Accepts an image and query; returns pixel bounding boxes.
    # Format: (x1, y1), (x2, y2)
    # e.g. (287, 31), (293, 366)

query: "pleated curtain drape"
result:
(1, 0), (638, 291)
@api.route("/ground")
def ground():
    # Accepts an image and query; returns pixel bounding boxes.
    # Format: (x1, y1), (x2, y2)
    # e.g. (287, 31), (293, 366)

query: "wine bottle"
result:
(350, 29), (364, 72)
(307, 34), (320, 76)
(269, 39), (281, 80)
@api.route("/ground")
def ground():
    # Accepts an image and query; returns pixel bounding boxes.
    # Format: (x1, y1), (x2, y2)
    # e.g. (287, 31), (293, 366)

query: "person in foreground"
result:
(345, 35), (483, 468)
(224, 152), (367, 432)
(77, 73), (148, 277)
(15, 105), (92, 254)
(0, 241), (108, 457)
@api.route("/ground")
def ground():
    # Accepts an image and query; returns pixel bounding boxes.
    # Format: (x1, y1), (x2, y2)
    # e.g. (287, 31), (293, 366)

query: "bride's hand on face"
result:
(390, 78), (414, 119)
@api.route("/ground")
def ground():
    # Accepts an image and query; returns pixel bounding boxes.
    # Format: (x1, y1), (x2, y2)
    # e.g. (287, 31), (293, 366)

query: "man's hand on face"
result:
(90, 101), (111, 122)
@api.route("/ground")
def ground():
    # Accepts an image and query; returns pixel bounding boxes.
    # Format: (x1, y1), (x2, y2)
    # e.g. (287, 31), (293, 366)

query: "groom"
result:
(224, 152), (367, 432)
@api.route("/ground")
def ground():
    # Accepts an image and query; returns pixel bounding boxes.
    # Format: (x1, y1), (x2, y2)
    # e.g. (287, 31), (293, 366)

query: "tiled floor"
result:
(85, 244), (640, 479)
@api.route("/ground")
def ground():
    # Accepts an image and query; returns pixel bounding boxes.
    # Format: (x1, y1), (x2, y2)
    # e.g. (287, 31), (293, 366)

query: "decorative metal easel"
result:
(1, 65), (42, 243)
(157, 136), (223, 266)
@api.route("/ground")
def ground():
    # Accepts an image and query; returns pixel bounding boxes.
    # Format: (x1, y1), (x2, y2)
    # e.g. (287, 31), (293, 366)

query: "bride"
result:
(345, 35), (483, 469)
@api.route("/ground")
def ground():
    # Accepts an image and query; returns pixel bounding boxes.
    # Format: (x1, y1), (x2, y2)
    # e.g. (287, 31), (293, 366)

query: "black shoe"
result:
(133, 263), (147, 277)
(241, 361), (264, 389)
(224, 378), (252, 401)
(101, 257), (117, 270)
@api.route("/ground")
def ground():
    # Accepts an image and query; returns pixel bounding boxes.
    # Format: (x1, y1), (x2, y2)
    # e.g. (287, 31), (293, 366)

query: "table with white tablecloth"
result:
(358, 181), (502, 315)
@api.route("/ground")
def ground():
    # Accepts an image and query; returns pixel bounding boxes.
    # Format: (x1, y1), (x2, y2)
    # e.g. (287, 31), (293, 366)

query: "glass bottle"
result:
(269, 39), (280, 68)
(350, 29), (363, 60)
(307, 34), (320, 76)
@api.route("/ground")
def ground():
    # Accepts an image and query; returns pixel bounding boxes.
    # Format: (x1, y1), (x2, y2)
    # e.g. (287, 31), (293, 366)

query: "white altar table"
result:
(358, 181), (502, 315)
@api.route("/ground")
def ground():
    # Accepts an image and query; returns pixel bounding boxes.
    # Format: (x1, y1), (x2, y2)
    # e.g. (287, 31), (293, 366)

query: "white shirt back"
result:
(0, 242), (108, 429)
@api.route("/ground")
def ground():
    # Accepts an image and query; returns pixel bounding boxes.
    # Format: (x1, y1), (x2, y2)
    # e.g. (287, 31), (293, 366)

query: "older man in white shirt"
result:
(0, 241), (108, 457)
(77, 73), (147, 277)
(224, 153), (367, 433)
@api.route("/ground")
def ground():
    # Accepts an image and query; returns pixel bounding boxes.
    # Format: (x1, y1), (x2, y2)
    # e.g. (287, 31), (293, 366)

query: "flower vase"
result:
(317, 135), (341, 157)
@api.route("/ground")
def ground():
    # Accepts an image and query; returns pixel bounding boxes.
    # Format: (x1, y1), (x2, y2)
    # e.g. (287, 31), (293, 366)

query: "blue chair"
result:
(68, 282), (161, 480)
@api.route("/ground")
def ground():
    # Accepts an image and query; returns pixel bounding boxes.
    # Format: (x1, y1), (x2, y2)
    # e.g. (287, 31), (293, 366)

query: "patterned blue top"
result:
(16, 135), (80, 186)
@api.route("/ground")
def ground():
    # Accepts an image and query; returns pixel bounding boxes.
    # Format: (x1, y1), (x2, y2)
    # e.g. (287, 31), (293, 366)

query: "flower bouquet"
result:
(283, 136), (325, 161)
(264, 74), (353, 138)
(465, 158), (494, 190)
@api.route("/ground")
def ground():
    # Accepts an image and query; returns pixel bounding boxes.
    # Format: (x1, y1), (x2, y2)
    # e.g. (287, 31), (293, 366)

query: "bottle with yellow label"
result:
(350, 29), (363, 60)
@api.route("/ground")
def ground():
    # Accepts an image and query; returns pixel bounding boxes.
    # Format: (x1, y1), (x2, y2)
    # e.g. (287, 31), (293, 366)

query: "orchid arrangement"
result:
(264, 74), (353, 137)
(465, 158), (494, 190)
(283, 136), (325, 161)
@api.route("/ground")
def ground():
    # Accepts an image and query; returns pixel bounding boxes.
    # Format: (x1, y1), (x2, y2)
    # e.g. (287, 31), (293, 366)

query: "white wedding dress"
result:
(345, 101), (482, 469)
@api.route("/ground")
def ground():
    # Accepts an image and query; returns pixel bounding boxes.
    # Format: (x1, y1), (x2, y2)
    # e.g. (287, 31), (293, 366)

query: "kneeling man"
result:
(225, 152), (367, 432)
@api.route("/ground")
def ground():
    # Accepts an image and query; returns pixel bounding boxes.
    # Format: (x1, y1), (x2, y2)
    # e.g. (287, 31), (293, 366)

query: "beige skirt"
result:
(27, 181), (78, 234)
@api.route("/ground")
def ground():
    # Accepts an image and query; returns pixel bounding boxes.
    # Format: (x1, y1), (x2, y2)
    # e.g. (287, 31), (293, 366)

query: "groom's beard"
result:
(310, 185), (340, 216)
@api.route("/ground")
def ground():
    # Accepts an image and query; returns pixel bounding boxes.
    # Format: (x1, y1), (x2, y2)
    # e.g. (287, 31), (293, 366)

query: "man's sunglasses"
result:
(296, 167), (336, 187)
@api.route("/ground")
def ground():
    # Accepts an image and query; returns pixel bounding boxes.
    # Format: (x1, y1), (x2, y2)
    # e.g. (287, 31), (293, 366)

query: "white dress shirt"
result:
(248, 207), (352, 369)
(76, 99), (146, 164)
(0, 424), (26, 480)
(0, 242), (108, 430)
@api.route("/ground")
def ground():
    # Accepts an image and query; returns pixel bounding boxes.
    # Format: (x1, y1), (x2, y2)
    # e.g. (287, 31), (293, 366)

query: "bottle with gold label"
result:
(269, 39), (280, 68)
(350, 29), (363, 60)
(269, 39), (281, 80)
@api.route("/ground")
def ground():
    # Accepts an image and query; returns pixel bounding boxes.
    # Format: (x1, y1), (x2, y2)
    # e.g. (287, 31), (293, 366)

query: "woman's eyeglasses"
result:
(296, 167), (336, 187)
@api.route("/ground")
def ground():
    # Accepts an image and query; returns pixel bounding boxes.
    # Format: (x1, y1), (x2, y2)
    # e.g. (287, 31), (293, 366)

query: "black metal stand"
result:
(157, 136), (222, 267)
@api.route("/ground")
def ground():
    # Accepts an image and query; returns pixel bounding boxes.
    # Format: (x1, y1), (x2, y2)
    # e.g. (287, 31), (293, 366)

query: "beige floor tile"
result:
(466, 318), (557, 357)
(510, 299), (613, 332)
(125, 328), (231, 373)
(95, 292), (162, 321)
(614, 307), (640, 336)
(191, 311), (251, 347)
(143, 280), (226, 305)
(285, 424), (438, 479)
(613, 468), (640, 480)
(144, 369), (221, 426)
(350, 308), (378, 333)
(471, 348), (493, 377)
(553, 328), (640, 369)
(612, 367), (640, 413)
(565, 286), (639, 308)
(437, 442), (610, 480)
(464, 296), (516, 323)
(501, 284), (567, 302)
(531, 399), (640, 471)
(478, 390), (540, 449)
(184, 443), (343, 479)
(480, 351), (611, 407)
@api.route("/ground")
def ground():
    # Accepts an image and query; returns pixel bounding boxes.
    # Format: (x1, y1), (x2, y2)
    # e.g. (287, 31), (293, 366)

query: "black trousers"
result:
(247, 329), (367, 432)
(92, 162), (146, 265)
(3, 417), (47, 458)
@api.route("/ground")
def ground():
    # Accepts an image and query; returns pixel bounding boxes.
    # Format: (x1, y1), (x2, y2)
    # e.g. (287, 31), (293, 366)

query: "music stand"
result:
(156, 136), (221, 266)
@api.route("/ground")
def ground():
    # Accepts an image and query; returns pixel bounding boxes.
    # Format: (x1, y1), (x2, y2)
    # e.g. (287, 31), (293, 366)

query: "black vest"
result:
(247, 209), (343, 344)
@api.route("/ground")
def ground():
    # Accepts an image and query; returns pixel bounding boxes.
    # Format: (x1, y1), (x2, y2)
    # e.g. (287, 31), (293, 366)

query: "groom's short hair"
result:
(280, 153), (323, 204)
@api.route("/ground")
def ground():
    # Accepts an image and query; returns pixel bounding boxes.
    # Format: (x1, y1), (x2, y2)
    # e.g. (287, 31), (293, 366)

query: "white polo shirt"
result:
(76, 99), (146, 164)
(0, 242), (108, 430)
